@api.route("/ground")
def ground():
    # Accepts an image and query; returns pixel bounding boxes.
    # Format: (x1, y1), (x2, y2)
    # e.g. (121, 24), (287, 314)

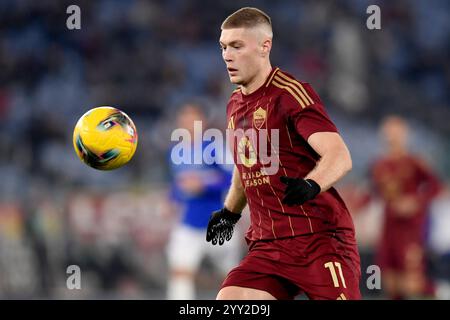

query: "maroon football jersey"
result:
(226, 67), (356, 241)
(371, 154), (442, 238)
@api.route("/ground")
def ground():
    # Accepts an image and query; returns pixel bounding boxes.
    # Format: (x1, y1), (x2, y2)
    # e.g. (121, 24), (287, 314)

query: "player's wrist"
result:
(223, 206), (242, 216)
(305, 179), (322, 200)
(305, 179), (322, 196)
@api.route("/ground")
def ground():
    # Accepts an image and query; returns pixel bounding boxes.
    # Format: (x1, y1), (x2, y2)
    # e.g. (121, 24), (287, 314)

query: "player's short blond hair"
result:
(221, 7), (272, 31)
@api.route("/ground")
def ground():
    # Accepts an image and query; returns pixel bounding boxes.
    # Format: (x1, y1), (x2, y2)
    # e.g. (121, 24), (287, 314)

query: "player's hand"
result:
(392, 195), (420, 217)
(280, 176), (321, 206)
(206, 207), (241, 245)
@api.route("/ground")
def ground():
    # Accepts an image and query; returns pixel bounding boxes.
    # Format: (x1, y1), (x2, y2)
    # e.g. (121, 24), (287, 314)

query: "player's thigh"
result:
(401, 243), (428, 295)
(382, 269), (401, 296)
(217, 286), (276, 300)
(303, 254), (362, 300)
(167, 224), (206, 272)
(403, 242), (425, 271)
(220, 251), (301, 300)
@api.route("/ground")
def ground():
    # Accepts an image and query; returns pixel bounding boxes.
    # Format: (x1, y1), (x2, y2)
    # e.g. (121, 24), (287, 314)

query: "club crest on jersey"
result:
(253, 107), (267, 129)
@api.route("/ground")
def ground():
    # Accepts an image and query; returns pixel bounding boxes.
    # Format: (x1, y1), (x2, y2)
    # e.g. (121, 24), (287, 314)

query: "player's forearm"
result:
(305, 145), (352, 192)
(224, 167), (247, 213)
(419, 173), (442, 203)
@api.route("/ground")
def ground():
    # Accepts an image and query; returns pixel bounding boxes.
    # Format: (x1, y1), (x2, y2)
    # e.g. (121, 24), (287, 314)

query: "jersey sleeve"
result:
(413, 157), (442, 203)
(280, 82), (338, 141)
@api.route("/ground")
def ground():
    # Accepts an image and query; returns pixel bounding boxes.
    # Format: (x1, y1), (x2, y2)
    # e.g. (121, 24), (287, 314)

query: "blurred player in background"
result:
(370, 115), (442, 299)
(206, 7), (361, 300)
(166, 103), (240, 300)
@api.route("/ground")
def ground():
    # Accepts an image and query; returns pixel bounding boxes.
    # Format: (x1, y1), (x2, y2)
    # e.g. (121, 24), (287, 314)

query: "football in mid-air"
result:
(73, 106), (138, 170)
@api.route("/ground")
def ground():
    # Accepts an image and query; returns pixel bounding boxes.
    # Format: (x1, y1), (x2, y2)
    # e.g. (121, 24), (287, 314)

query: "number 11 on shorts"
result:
(324, 261), (347, 288)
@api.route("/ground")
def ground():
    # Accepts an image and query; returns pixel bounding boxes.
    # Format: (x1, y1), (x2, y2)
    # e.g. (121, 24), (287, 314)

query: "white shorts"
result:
(166, 224), (241, 275)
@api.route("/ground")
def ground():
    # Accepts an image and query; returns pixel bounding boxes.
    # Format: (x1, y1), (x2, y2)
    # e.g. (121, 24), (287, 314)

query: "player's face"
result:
(381, 117), (409, 150)
(177, 105), (205, 135)
(220, 28), (262, 86)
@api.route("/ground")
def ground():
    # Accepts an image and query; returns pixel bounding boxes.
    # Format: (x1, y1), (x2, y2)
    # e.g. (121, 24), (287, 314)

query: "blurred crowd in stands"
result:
(0, 0), (449, 299)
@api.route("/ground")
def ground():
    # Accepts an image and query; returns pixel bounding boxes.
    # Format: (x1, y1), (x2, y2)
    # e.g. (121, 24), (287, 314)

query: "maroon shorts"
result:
(221, 231), (361, 300)
(377, 238), (426, 272)
(376, 239), (435, 296)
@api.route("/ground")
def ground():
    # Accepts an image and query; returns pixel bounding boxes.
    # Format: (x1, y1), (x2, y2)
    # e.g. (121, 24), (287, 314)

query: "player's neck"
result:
(241, 63), (272, 95)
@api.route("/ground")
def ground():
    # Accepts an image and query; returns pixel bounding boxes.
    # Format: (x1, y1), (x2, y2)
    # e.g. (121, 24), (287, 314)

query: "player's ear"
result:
(261, 38), (272, 57)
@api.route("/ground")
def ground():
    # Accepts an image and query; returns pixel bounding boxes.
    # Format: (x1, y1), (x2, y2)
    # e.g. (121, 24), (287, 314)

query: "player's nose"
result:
(222, 49), (233, 62)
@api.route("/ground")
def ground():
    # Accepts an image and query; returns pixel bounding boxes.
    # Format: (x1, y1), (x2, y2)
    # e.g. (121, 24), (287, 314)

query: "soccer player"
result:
(166, 103), (240, 300)
(206, 7), (361, 300)
(370, 116), (442, 299)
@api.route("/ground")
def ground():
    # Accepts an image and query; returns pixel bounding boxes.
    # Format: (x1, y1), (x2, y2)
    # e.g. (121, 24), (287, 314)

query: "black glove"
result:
(206, 207), (241, 245)
(280, 176), (321, 206)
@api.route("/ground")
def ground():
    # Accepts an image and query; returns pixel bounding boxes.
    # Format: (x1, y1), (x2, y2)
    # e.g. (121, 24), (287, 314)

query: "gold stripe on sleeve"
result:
(265, 67), (280, 87)
(274, 75), (310, 107)
(272, 80), (306, 109)
(277, 72), (314, 105)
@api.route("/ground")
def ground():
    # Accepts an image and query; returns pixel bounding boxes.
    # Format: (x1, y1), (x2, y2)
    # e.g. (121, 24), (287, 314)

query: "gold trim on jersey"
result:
(256, 185), (277, 239)
(255, 188), (264, 240)
(264, 109), (295, 237)
(268, 207), (277, 239)
(232, 87), (241, 94)
(301, 205), (314, 233)
(277, 71), (314, 105)
(287, 215), (295, 236)
(337, 293), (347, 300)
(262, 98), (277, 237)
(265, 67), (280, 87)
(272, 76), (315, 233)
(272, 80), (307, 109)
(228, 115), (235, 129)
(279, 167), (296, 237)
(285, 124), (294, 148)
(274, 75), (311, 107)
(244, 98), (276, 239)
